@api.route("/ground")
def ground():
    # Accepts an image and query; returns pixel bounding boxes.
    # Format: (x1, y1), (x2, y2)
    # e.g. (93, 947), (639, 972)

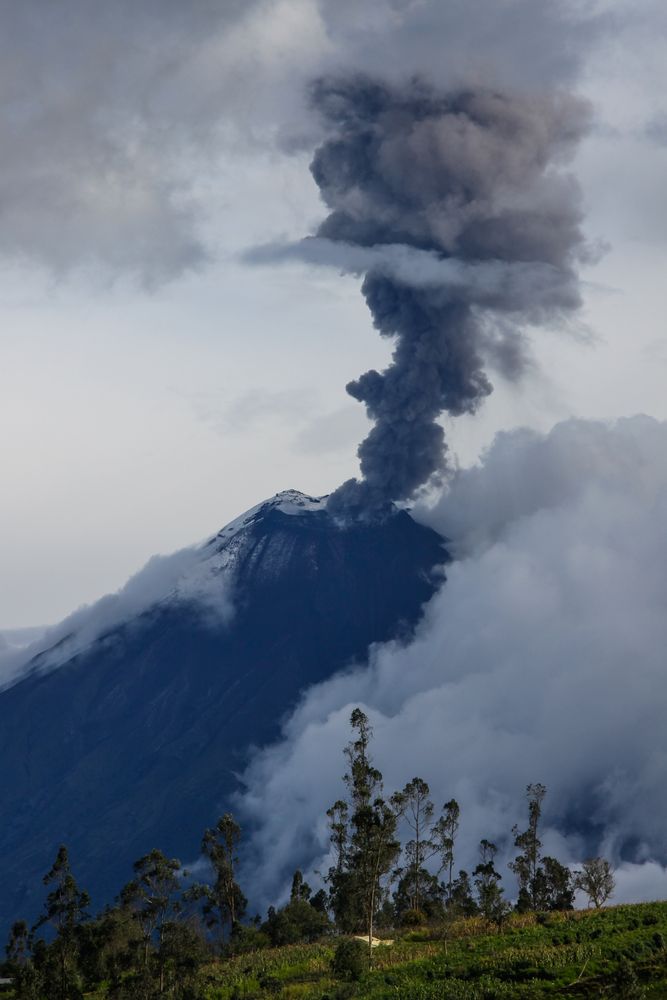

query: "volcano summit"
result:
(0, 490), (446, 931)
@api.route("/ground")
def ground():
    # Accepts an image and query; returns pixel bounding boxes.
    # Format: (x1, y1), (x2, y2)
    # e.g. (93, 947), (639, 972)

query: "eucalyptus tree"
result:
(326, 708), (403, 963)
(33, 845), (90, 1000)
(187, 814), (247, 944)
(433, 798), (461, 905)
(510, 783), (547, 911)
(394, 777), (435, 915)
(120, 847), (182, 985)
(474, 840), (509, 927)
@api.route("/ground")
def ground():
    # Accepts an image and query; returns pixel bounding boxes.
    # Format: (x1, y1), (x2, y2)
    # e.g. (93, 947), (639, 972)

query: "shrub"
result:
(226, 924), (270, 954)
(612, 958), (645, 999)
(258, 975), (282, 994)
(331, 938), (367, 982)
(262, 900), (330, 946)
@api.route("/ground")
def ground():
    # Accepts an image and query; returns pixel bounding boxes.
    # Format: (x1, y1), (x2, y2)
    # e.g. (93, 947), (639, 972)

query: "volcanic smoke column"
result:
(310, 77), (591, 516)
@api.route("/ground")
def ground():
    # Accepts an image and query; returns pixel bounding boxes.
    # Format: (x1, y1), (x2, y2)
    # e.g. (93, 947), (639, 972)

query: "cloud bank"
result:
(0, 538), (234, 689)
(0, 0), (320, 281)
(0, 0), (608, 281)
(238, 415), (667, 906)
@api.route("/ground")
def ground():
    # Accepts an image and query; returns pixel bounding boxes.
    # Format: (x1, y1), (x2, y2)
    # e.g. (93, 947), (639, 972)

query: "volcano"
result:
(0, 490), (446, 930)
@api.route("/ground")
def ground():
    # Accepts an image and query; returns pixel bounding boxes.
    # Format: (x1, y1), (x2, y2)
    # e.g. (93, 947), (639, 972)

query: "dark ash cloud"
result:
(302, 77), (592, 515)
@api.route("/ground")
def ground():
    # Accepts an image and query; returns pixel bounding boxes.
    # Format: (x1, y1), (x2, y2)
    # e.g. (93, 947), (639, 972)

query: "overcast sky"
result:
(1, 0), (666, 627)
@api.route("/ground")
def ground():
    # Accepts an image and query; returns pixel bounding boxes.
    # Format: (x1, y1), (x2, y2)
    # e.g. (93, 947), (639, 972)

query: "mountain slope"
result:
(0, 491), (446, 931)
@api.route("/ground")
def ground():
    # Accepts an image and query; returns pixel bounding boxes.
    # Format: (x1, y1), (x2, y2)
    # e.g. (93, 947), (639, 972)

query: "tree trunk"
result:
(368, 879), (377, 970)
(60, 946), (67, 1000)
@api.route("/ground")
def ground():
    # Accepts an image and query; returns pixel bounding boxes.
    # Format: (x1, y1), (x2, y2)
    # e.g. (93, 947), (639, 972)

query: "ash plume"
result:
(310, 77), (591, 516)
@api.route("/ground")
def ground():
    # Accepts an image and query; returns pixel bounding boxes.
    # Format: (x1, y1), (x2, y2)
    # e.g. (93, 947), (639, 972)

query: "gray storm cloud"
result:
(302, 76), (592, 515)
(316, 0), (606, 92)
(238, 416), (667, 907)
(0, 0), (610, 281)
(0, 0), (318, 282)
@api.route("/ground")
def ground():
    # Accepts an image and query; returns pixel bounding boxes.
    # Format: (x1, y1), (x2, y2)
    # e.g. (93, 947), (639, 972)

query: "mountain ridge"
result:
(2, 490), (349, 687)
(0, 490), (447, 933)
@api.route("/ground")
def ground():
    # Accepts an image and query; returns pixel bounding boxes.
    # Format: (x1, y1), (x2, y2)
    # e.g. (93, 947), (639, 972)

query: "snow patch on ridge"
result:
(273, 490), (328, 515)
(211, 489), (326, 543)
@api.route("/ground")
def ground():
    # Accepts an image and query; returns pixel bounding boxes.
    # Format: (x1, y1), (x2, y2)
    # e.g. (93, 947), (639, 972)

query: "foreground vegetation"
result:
(196, 903), (667, 1000)
(0, 709), (639, 998)
(5, 902), (667, 998)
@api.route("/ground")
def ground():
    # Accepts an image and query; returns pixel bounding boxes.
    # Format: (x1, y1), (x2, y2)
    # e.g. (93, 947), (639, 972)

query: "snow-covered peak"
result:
(272, 489), (328, 515)
(210, 490), (327, 546)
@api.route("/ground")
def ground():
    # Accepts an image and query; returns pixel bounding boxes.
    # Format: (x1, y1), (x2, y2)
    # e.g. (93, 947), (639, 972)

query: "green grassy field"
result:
(196, 903), (667, 1000)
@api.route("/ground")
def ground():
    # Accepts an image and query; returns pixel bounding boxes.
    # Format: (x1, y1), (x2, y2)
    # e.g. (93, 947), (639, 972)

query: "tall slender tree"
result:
(120, 847), (181, 990)
(395, 777), (435, 914)
(474, 840), (509, 927)
(188, 814), (247, 943)
(33, 845), (90, 1000)
(433, 799), (460, 905)
(5, 920), (40, 1000)
(509, 783), (546, 911)
(326, 708), (403, 964)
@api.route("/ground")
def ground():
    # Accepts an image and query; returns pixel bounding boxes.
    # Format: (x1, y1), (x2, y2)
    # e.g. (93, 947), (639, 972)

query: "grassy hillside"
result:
(197, 903), (667, 1000)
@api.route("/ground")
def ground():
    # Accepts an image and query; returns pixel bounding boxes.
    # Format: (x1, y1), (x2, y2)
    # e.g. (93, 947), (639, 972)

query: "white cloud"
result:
(238, 415), (667, 906)
(613, 862), (667, 905)
(0, 538), (234, 689)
